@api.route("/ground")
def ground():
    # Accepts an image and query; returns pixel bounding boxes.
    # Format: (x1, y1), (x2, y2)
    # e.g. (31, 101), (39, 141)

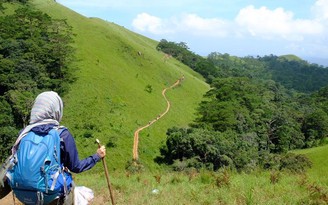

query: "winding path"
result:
(0, 77), (184, 205)
(133, 76), (184, 160)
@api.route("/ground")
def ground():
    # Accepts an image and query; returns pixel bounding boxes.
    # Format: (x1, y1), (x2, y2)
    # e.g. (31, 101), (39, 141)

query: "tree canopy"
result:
(0, 4), (75, 161)
(157, 40), (328, 171)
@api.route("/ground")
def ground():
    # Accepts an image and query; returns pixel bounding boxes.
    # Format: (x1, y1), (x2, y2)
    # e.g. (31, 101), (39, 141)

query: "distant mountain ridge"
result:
(302, 56), (328, 67)
(282, 54), (328, 67)
(279, 54), (304, 62)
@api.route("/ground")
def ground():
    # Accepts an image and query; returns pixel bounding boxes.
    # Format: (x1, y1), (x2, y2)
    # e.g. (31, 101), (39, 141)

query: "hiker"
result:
(7, 91), (106, 205)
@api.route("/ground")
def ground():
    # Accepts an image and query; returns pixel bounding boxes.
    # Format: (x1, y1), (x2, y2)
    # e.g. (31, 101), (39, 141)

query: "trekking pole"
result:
(96, 139), (115, 205)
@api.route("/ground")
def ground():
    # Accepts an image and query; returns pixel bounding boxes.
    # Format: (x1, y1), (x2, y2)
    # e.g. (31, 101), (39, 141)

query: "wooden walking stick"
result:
(96, 139), (115, 205)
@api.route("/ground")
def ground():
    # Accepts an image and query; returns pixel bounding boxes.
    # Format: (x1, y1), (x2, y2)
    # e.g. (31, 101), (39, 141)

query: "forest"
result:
(0, 0), (75, 161)
(156, 39), (328, 172)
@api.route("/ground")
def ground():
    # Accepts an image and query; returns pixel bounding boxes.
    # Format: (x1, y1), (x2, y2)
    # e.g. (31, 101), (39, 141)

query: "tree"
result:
(302, 109), (328, 147)
(159, 127), (259, 171)
(0, 97), (17, 162)
(0, 5), (75, 160)
(194, 77), (260, 133)
(0, 6), (75, 125)
(7, 90), (34, 126)
(193, 77), (306, 153)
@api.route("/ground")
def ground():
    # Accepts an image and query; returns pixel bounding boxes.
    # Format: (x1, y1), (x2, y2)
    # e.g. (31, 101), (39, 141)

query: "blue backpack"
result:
(7, 128), (72, 205)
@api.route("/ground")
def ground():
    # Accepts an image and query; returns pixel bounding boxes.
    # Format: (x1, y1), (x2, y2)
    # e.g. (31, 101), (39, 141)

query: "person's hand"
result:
(97, 145), (106, 158)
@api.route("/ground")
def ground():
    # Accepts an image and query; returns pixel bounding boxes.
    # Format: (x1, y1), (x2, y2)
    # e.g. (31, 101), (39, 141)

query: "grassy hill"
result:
(76, 144), (328, 204)
(294, 144), (328, 185)
(2, 2), (328, 204)
(30, 0), (209, 172)
(278, 54), (304, 62)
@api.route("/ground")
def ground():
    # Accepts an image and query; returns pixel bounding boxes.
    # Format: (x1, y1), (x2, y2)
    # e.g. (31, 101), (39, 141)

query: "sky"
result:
(56, 0), (328, 63)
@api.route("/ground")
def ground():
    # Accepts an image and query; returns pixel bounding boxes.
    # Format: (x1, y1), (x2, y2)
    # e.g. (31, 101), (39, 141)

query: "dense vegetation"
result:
(1, 0), (327, 175)
(157, 40), (328, 93)
(157, 39), (328, 172)
(1, 1), (328, 204)
(0, 0), (209, 172)
(0, 1), (75, 161)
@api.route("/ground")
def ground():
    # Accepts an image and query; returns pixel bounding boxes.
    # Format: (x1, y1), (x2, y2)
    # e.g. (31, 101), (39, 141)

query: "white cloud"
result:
(312, 0), (328, 21)
(235, 6), (292, 37)
(132, 2), (327, 42)
(179, 14), (229, 37)
(130, 1), (328, 58)
(235, 5), (324, 41)
(132, 13), (173, 34)
(132, 13), (229, 37)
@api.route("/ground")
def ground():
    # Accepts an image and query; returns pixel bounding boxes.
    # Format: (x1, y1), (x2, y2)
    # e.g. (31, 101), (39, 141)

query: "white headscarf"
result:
(12, 91), (64, 154)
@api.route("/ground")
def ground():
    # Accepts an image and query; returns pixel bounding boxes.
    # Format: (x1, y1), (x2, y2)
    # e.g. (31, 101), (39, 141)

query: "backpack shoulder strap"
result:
(53, 126), (67, 137)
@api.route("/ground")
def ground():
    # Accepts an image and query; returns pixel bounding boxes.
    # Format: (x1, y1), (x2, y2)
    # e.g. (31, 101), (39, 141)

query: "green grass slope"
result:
(278, 54), (304, 62)
(31, 0), (209, 171)
(294, 144), (328, 185)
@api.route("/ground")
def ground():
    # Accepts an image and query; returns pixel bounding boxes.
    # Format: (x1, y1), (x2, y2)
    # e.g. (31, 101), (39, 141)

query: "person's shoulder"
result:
(58, 126), (72, 139)
(58, 126), (68, 132)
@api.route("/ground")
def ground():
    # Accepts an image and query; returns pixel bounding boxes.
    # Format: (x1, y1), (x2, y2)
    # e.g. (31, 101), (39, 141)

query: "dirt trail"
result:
(133, 76), (184, 160)
(0, 192), (22, 205)
(1, 77), (184, 204)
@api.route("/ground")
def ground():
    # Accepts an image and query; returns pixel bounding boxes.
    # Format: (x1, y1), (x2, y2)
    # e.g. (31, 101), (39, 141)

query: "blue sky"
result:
(57, 0), (328, 62)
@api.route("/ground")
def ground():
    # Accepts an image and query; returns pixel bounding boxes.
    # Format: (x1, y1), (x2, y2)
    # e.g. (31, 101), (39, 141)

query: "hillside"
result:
(278, 54), (304, 62)
(2, 2), (328, 204)
(295, 144), (328, 185)
(29, 0), (209, 171)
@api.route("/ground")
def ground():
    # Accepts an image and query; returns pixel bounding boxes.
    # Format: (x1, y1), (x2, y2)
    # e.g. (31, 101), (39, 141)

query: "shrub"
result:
(83, 130), (93, 138)
(172, 159), (188, 172)
(260, 152), (281, 170)
(270, 170), (280, 184)
(125, 159), (144, 174)
(144, 84), (153, 93)
(159, 127), (258, 171)
(307, 183), (328, 204)
(215, 168), (231, 187)
(279, 153), (312, 173)
(172, 157), (203, 172)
